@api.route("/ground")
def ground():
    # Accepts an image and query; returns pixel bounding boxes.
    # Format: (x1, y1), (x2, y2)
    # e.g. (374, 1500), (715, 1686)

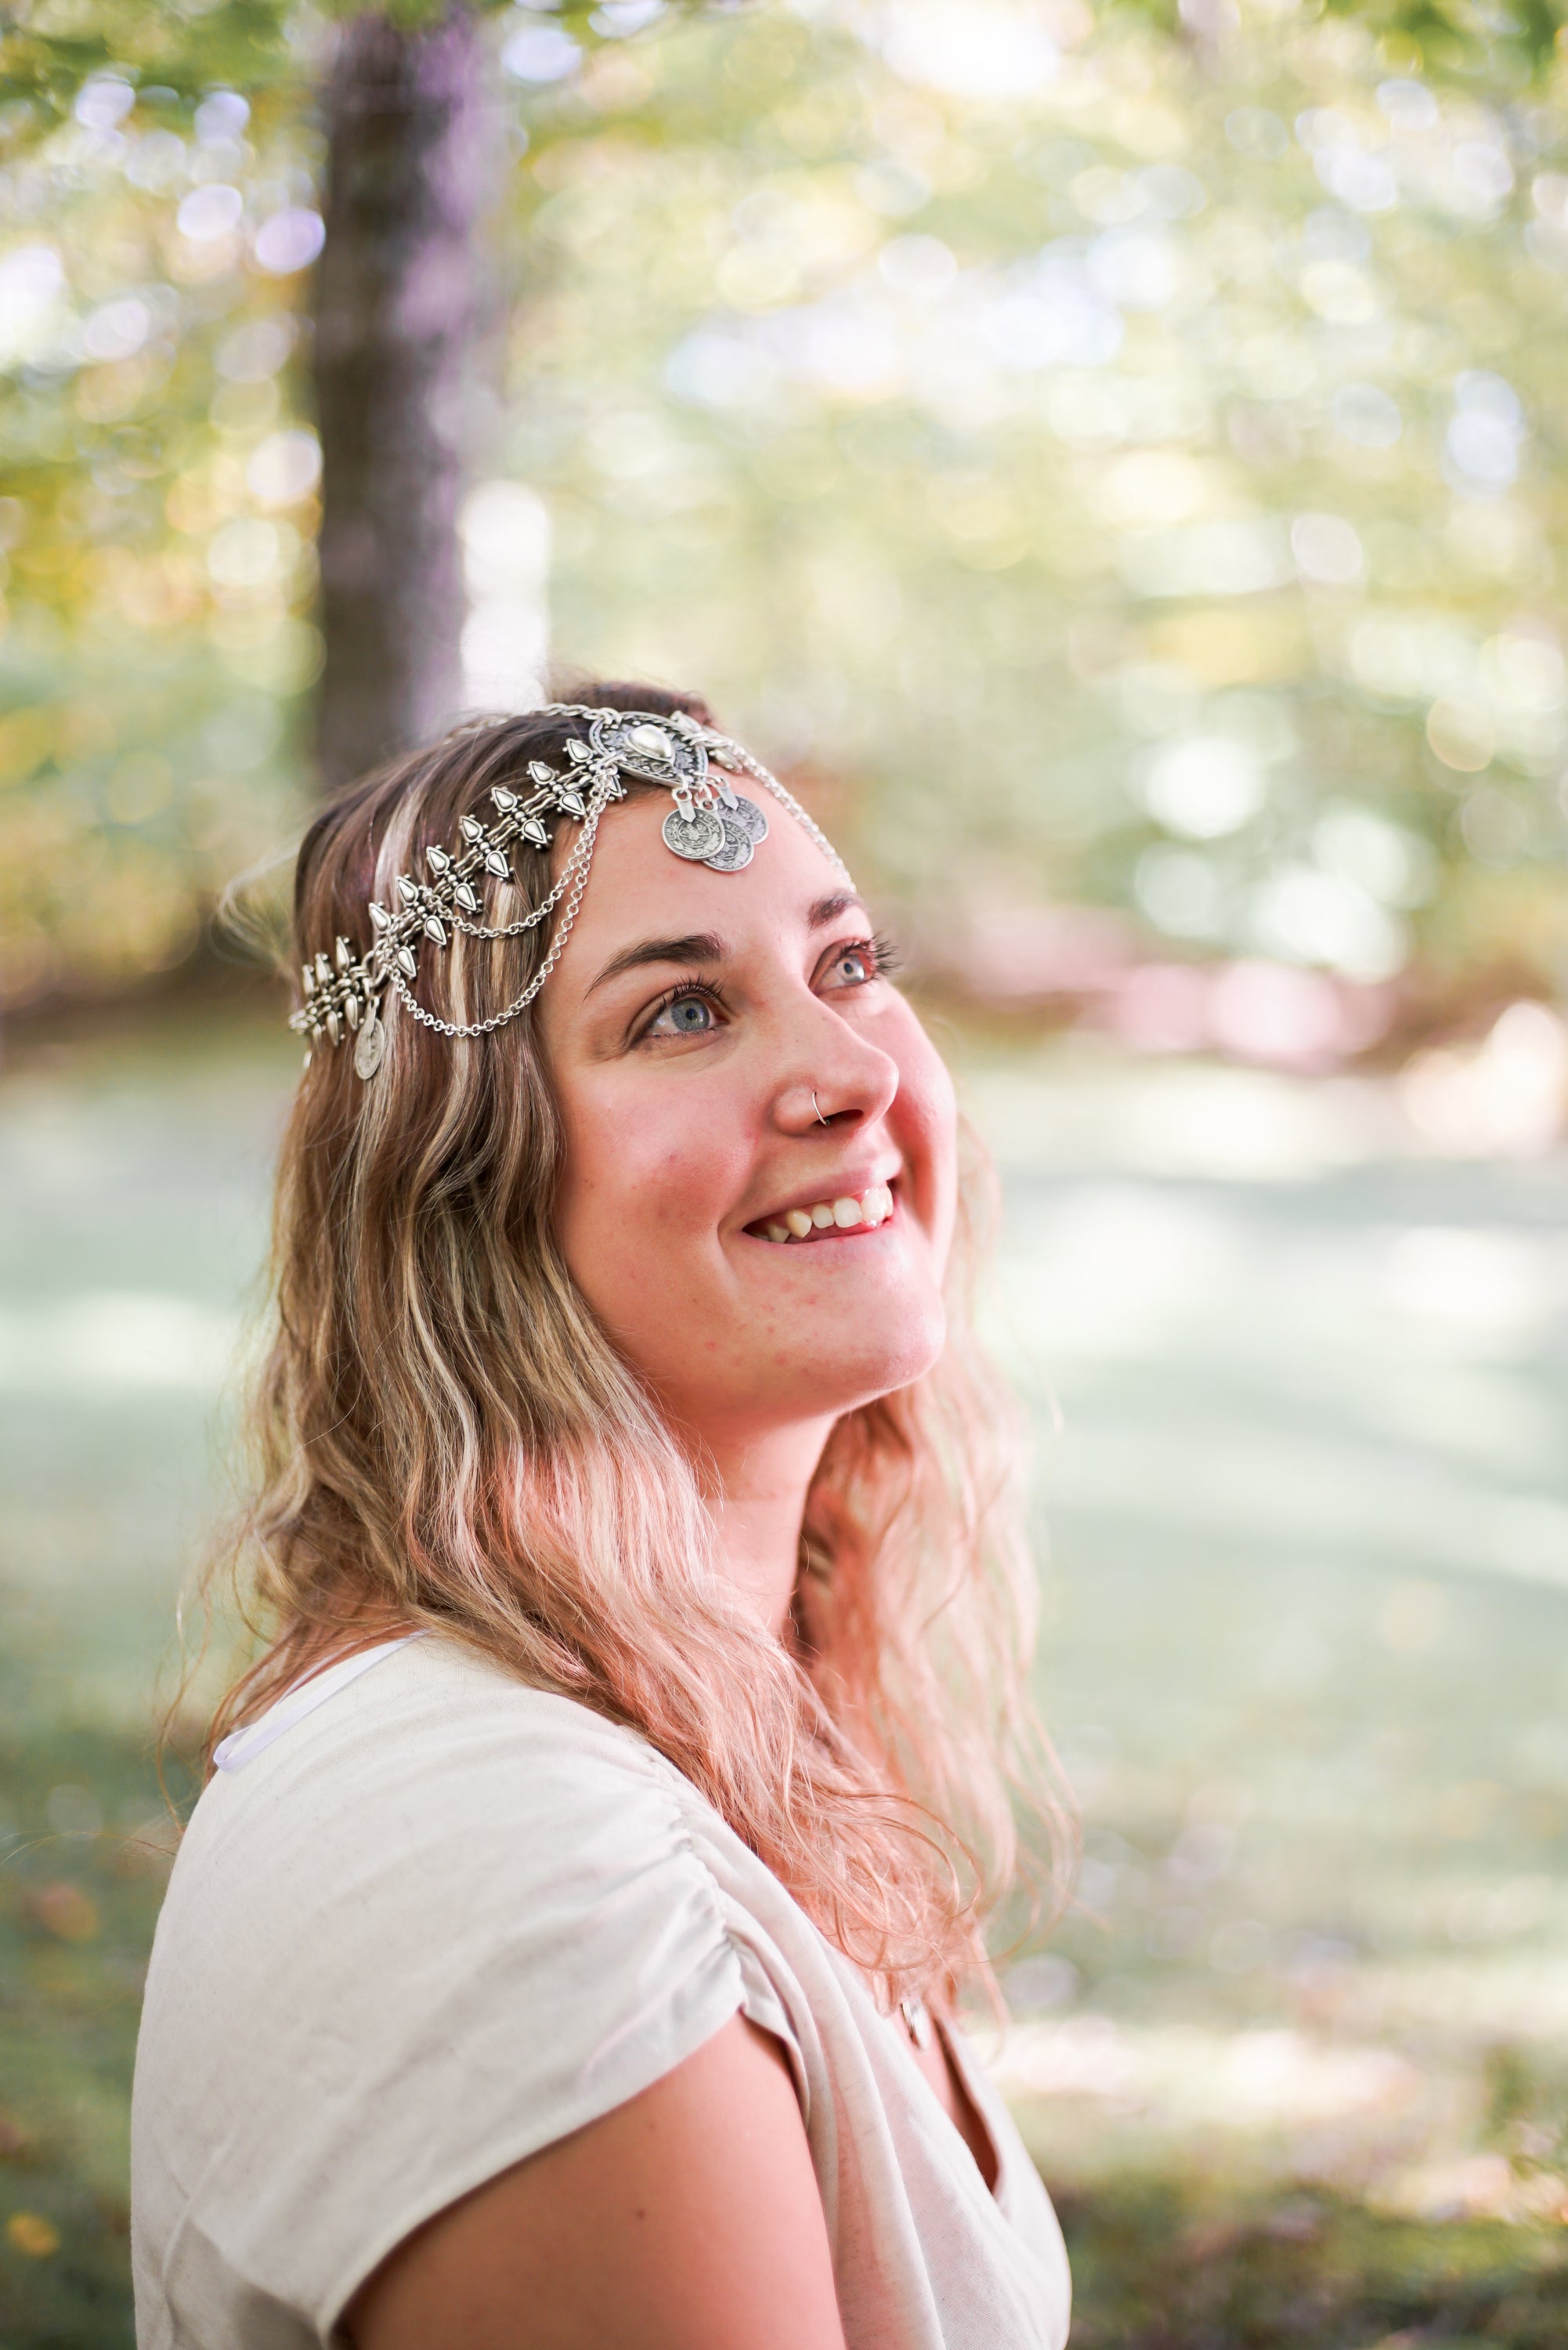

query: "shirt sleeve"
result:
(137, 1671), (775, 2343)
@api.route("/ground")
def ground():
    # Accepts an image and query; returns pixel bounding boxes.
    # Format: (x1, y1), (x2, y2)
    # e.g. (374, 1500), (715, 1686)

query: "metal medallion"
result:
(703, 819), (755, 873)
(662, 804), (726, 862)
(353, 1007), (385, 1081)
(724, 794), (768, 845)
(595, 711), (708, 792)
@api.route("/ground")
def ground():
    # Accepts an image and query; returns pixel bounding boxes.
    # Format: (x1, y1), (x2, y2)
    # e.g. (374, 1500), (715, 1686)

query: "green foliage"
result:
(507, 1), (1568, 1017)
(0, 52), (322, 1001)
(0, 0), (664, 1007)
(3, 0), (1568, 1033)
(1123, 0), (1568, 86)
(0, 2), (296, 127)
(0, 0), (651, 139)
(1318, 0), (1566, 87)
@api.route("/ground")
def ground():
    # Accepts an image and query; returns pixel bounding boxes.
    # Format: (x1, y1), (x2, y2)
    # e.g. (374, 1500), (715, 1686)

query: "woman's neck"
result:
(703, 1419), (836, 1638)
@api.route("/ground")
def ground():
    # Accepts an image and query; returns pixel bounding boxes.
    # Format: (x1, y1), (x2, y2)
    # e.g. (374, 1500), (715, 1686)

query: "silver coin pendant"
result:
(353, 1007), (385, 1081)
(662, 804), (725, 862)
(703, 820), (755, 873)
(724, 794), (768, 845)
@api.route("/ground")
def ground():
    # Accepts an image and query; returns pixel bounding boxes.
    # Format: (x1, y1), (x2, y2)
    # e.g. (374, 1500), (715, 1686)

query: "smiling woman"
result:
(129, 683), (1073, 2350)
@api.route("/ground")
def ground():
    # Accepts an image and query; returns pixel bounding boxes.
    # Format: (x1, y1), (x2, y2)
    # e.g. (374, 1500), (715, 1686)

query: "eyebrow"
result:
(809, 893), (863, 930)
(586, 895), (869, 997)
(587, 931), (726, 995)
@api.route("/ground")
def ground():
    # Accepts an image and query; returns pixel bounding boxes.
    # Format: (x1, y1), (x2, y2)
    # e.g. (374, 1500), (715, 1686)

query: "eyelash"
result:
(861, 932), (902, 982)
(636, 934), (898, 1043)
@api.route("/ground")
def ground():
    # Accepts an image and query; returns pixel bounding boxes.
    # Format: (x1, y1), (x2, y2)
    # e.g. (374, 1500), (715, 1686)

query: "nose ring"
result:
(811, 1090), (829, 1126)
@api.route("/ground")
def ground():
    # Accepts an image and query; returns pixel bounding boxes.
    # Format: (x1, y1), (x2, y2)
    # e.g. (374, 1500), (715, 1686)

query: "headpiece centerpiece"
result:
(291, 703), (851, 1081)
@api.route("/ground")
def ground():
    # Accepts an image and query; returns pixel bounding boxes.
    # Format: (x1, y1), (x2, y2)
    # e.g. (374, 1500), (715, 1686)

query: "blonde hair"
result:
(208, 682), (1068, 2004)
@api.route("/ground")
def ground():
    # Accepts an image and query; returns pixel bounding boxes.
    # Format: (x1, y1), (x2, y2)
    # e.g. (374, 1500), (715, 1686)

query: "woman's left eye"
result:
(828, 948), (873, 986)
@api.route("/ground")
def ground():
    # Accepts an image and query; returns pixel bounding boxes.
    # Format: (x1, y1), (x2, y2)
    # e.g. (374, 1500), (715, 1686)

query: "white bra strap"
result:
(213, 1633), (426, 1773)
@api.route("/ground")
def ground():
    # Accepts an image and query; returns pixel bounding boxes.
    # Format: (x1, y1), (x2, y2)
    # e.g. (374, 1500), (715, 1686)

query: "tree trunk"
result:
(313, 5), (485, 791)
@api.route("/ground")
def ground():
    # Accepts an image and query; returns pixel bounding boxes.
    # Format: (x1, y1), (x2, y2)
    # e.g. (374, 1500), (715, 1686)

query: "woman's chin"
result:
(759, 1299), (948, 1425)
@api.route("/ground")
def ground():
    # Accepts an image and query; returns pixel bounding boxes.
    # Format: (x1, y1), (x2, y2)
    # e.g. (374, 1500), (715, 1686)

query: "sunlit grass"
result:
(1055, 2173), (1568, 2350)
(0, 1720), (186, 2349)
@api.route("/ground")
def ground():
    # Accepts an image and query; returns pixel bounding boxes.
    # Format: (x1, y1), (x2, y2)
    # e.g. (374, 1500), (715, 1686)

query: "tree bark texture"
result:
(313, 6), (484, 791)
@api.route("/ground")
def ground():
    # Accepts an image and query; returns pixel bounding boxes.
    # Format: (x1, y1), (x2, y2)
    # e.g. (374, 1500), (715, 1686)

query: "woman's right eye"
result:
(646, 989), (719, 1039)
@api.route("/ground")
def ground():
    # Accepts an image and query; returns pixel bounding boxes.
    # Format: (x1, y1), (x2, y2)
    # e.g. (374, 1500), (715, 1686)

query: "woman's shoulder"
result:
(144, 1632), (750, 2120)
(135, 1638), (768, 2344)
(218, 1632), (671, 1803)
(171, 1636), (704, 1940)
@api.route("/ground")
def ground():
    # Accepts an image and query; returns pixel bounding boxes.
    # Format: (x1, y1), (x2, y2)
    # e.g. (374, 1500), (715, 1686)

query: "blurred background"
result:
(4, 0), (1568, 2340)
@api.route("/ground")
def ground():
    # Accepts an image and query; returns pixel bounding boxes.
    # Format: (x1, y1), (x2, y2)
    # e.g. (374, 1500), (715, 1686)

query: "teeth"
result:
(764, 1187), (895, 1243)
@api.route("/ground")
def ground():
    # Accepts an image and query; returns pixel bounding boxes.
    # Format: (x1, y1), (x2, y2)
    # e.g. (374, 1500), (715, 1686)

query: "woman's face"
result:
(537, 785), (958, 1459)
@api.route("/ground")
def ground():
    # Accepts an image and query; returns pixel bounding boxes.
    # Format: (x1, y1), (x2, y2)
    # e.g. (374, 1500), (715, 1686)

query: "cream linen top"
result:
(131, 1636), (1071, 2349)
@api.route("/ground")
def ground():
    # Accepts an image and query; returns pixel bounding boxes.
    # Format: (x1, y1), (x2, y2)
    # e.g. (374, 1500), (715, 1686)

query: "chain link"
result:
(448, 815), (598, 942)
(728, 746), (856, 893)
(379, 783), (612, 1039)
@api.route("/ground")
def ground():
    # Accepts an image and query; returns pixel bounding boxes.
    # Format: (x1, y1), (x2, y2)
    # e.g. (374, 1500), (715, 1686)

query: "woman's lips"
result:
(747, 1183), (896, 1244)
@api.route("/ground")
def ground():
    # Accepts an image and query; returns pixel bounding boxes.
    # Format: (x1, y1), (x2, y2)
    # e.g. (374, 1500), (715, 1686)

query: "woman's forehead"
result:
(551, 786), (859, 977)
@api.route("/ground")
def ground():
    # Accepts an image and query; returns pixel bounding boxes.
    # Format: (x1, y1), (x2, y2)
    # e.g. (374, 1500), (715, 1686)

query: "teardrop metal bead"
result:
(426, 844), (450, 874)
(521, 818), (550, 848)
(424, 915), (446, 945)
(627, 722), (674, 760)
(396, 875), (419, 904)
(369, 901), (391, 931)
(460, 815), (484, 842)
(454, 882), (479, 913)
(396, 946), (418, 979)
(492, 786), (518, 811)
(484, 849), (511, 879)
(334, 935), (352, 971)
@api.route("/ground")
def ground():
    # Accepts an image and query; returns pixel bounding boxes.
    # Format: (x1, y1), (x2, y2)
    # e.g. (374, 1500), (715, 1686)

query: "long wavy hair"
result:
(207, 681), (1069, 2005)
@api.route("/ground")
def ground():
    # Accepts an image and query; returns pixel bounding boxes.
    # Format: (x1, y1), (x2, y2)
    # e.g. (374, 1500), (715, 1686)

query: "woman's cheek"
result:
(889, 1018), (959, 1259)
(563, 1085), (739, 1270)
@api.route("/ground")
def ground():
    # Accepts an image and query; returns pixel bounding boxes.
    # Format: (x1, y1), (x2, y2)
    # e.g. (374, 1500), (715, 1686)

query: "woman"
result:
(131, 683), (1072, 2350)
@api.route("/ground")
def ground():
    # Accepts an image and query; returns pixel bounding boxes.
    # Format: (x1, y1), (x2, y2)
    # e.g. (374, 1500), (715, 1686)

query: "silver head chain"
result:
(290, 704), (854, 1081)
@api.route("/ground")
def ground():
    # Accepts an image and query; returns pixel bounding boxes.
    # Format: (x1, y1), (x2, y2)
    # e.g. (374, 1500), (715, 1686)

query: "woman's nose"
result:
(772, 1021), (899, 1138)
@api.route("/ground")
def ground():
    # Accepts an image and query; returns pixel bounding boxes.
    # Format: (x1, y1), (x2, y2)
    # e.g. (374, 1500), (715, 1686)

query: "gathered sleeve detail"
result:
(135, 1677), (796, 2341)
